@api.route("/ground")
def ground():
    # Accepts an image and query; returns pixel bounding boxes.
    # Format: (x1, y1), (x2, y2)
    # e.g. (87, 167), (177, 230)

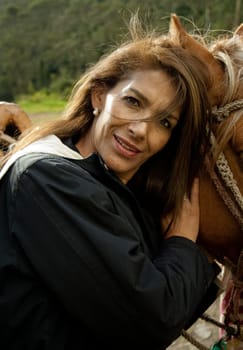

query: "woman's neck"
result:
(75, 131), (95, 158)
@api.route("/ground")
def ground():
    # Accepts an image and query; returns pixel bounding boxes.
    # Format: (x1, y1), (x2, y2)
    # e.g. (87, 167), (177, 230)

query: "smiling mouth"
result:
(114, 135), (141, 154)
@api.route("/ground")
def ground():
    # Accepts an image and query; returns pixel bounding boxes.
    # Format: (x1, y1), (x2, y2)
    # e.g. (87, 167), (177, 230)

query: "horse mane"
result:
(209, 34), (243, 155)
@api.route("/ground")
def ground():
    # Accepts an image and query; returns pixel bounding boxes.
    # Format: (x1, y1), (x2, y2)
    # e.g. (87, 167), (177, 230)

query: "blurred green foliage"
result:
(17, 90), (66, 113)
(0, 0), (242, 101)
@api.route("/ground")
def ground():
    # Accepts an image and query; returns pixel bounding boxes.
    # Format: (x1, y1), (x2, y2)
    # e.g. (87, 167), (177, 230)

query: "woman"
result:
(0, 18), (219, 350)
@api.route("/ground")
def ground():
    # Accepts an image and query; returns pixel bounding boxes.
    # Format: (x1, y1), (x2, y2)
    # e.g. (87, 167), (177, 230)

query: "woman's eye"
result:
(124, 96), (139, 107)
(159, 118), (172, 129)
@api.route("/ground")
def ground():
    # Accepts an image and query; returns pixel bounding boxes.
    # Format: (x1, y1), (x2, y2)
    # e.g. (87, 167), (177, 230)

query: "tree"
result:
(233, 0), (241, 28)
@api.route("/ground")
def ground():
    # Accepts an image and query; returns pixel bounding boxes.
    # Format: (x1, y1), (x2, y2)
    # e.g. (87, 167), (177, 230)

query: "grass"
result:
(16, 91), (67, 114)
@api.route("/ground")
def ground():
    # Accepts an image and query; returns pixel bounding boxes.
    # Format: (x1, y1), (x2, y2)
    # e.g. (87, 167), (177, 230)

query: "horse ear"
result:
(169, 14), (225, 105)
(169, 13), (188, 45)
(234, 23), (243, 38)
(169, 14), (214, 63)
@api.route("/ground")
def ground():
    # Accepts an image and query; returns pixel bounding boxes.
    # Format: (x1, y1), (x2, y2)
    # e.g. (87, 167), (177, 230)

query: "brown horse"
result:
(169, 15), (243, 265)
(0, 102), (32, 155)
(169, 14), (243, 342)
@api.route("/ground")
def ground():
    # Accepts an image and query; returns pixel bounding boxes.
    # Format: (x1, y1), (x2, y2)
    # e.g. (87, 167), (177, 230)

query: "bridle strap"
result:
(212, 99), (243, 122)
(206, 99), (243, 230)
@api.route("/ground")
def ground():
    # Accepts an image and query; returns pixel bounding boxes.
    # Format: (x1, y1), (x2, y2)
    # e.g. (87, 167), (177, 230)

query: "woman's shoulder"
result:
(4, 153), (114, 216)
(11, 152), (94, 185)
(2, 153), (94, 199)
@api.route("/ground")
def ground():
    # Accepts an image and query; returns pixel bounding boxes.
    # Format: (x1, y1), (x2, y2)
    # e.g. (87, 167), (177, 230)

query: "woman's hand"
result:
(161, 178), (200, 242)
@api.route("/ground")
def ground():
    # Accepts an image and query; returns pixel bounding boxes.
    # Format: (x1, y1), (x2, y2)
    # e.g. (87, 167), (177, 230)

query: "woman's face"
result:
(79, 69), (181, 183)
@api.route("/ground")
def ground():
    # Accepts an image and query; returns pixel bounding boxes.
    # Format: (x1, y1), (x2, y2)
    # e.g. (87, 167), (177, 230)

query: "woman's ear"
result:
(91, 85), (107, 111)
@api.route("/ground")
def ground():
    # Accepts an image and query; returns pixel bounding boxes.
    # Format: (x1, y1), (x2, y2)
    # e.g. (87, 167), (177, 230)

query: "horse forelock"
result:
(210, 35), (243, 104)
(207, 34), (243, 157)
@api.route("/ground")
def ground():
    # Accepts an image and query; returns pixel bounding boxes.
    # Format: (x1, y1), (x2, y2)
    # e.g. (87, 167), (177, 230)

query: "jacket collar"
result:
(65, 137), (162, 256)
(64, 137), (125, 188)
(75, 152), (162, 258)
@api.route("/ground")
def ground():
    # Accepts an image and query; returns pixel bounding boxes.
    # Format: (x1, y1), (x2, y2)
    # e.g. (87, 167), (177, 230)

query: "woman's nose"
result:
(127, 121), (148, 138)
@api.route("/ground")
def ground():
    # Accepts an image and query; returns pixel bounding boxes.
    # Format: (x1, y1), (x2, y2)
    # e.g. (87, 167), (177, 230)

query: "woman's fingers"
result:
(162, 178), (200, 242)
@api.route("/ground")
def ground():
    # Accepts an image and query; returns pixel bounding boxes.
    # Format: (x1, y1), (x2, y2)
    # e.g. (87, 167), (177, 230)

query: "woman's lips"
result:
(114, 134), (141, 157)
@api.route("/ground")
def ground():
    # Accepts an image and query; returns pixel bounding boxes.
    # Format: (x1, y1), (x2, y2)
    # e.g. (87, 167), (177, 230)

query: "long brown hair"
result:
(1, 15), (211, 220)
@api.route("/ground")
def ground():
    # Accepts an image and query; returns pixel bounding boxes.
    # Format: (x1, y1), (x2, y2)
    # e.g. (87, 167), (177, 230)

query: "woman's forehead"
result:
(107, 69), (181, 119)
(114, 69), (173, 90)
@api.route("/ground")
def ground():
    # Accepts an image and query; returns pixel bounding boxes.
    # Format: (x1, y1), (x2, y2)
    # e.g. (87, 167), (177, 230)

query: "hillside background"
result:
(0, 0), (242, 106)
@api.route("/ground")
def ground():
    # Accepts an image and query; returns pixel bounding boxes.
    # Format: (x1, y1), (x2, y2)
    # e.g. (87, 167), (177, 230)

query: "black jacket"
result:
(0, 139), (218, 349)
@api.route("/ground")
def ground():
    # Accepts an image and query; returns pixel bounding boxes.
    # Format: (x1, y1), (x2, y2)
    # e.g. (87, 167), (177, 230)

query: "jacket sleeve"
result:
(10, 157), (218, 346)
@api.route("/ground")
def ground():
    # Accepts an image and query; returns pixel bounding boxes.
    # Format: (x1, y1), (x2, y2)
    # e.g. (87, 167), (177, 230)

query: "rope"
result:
(216, 151), (243, 212)
(201, 313), (226, 329)
(205, 155), (243, 230)
(181, 312), (240, 350)
(202, 313), (240, 336)
(182, 254), (243, 350)
(180, 309), (226, 350)
(181, 329), (210, 350)
(223, 252), (243, 335)
(208, 98), (243, 229)
(206, 132), (243, 230)
(212, 99), (243, 122)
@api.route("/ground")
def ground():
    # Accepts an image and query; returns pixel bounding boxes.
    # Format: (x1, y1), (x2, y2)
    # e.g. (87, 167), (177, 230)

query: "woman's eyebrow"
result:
(124, 87), (180, 122)
(125, 87), (149, 104)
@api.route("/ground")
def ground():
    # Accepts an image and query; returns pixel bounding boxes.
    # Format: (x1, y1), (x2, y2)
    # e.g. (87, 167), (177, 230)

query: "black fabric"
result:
(0, 139), (219, 349)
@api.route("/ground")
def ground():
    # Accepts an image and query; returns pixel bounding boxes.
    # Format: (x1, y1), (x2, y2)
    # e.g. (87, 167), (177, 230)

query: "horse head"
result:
(169, 14), (243, 341)
(0, 102), (32, 155)
(169, 14), (243, 266)
(169, 14), (224, 106)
